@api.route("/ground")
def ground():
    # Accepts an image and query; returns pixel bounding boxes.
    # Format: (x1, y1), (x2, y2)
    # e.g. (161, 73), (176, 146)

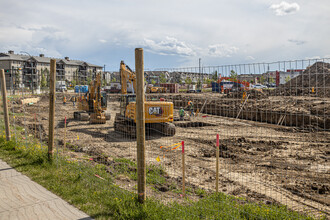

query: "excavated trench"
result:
(173, 99), (329, 130)
(174, 121), (216, 128)
(108, 94), (329, 130)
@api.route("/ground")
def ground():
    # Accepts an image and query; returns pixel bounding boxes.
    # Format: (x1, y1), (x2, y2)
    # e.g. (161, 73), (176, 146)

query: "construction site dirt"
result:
(10, 91), (330, 218)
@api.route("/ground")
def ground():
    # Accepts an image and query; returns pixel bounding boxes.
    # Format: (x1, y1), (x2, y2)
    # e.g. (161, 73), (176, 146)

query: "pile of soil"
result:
(275, 62), (330, 97)
(226, 89), (268, 99)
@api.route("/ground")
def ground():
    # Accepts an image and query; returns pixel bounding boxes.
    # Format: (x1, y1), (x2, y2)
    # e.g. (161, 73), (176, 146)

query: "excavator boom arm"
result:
(120, 61), (137, 94)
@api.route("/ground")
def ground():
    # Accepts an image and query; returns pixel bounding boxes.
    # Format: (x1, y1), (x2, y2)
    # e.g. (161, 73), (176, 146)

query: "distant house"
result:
(237, 74), (262, 83)
(0, 50), (103, 90)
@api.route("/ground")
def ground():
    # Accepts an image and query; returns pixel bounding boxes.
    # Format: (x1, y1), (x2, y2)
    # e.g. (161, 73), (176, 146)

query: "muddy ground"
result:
(9, 92), (330, 218)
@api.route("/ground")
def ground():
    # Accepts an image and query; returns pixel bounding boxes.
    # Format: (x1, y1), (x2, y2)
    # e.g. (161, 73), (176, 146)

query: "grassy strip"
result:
(0, 134), (321, 220)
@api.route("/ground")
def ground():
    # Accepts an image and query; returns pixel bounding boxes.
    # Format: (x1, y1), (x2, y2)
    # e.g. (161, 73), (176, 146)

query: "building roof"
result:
(0, 51), (102, 68)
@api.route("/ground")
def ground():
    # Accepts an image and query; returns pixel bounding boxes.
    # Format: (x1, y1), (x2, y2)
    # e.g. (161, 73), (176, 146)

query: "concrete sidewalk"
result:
(0, 159), (92, 220)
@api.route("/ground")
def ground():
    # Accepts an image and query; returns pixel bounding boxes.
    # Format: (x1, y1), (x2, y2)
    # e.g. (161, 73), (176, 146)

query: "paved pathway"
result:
(0, 159), (92, 220)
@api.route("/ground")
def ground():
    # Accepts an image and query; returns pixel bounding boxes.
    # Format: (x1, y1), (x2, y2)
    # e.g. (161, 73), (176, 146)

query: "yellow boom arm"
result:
(120, 61), (137, 94)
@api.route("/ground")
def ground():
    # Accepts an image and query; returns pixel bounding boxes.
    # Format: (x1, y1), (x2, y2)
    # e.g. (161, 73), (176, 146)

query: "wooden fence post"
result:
(48, 59), (56, 159)
(135, 48), (146, 203)
(182, 141), (185, 198)
(64, 116), (67, 152)
(216, 134), (219, 193)
(0, 69), (11, 141)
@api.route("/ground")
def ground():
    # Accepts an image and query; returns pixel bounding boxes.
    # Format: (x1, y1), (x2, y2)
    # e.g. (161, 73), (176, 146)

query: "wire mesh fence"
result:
(0, 58), (329, 219)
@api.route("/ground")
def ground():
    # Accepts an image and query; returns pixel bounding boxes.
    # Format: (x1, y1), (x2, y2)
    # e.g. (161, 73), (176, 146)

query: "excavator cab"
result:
(120, 94), (136, 116)
(101, 91), (107, 109)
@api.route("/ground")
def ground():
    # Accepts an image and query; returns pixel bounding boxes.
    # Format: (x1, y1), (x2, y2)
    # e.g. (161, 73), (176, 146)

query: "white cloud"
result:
(305, 56), (321, 60)
(270, 1), (300, 16)
(246, 56), (255, 61)
(208, 44), (239, 57)
(0, 0), (329, 68)
(288, 39), (306, 45)
(143, 37), (196, 56)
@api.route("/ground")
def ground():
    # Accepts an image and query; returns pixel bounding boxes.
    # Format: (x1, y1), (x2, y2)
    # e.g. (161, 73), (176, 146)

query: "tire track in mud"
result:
(185, 136), (330, 218)
(221, 171), (330, 218)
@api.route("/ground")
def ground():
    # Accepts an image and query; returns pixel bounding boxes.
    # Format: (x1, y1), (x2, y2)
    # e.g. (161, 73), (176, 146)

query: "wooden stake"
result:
(34, 113), (37, 138)
(277, 115), (284, 125)
(135, 48), (146, 203)
(198, 100), (207, 115)
(48, 59), (56, 159)
(0, 69), (11, 141)
(216, 134), (219, 193)
(235, 94), (250, 120)
(182, 141), (185, 198)
(64, 116), (67, 153)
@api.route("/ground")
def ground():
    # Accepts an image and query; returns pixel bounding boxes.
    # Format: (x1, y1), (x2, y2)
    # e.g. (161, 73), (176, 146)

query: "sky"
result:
(0, 0), (329, 71)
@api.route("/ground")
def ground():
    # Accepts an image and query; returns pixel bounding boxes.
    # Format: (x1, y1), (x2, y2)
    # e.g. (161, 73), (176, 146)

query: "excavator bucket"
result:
(89, 113), (106, 124)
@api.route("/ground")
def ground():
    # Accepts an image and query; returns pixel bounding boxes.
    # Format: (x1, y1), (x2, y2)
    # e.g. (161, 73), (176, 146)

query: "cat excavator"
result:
(114, 61), (175, 137)
(74, 73), (110, 124)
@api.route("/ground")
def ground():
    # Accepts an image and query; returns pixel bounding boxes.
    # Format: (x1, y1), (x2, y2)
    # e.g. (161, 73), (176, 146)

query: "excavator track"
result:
(114, 113), (137, 138)
(147, 122), (176, 136)
(114, 113), (176, 137)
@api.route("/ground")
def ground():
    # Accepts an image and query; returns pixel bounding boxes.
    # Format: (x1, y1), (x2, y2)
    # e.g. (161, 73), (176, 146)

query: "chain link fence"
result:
(1, 58), (329, 219)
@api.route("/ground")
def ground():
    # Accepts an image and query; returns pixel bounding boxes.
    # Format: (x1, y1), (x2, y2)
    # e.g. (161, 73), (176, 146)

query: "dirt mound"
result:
(226, 90), (268, 99)
(275, 62), (330, 97)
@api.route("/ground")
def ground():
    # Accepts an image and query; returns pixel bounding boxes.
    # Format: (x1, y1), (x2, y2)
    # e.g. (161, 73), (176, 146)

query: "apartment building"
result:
(0, 50), (103, 90)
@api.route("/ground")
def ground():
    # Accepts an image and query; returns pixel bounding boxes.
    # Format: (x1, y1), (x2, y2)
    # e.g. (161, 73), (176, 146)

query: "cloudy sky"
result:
(0, 0), (329, 70)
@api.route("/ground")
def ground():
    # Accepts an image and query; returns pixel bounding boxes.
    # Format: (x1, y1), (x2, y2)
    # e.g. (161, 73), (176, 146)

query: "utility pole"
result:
(199, 58), (202, 90)
(103, 65), (106, 85)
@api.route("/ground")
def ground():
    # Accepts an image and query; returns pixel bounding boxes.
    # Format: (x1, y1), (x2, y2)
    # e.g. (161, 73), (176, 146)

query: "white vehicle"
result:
(187, 84), (196, 93)
(56, 81), (67, 92)
(252, 84), (267, 89)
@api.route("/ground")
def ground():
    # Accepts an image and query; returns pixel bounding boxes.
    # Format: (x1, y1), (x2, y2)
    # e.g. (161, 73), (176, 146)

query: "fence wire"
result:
(1, 58), (329, 219)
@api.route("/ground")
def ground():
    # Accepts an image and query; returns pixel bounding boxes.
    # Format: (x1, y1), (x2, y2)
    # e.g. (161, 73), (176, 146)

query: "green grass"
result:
(112, 158), (166, 185)
(0, 133), (323, 220)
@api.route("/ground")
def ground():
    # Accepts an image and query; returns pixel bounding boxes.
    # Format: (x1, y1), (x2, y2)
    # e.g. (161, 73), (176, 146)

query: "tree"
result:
(44, 68), (50, 87)
(111, 77), (117, 82)
(259, 75), (266, 84)
(269, 77), (275, 84)
(41, 70), (47, 88)
(74, 69), (79, 85)
(159, 73), (167, 83)
(250, 80), (254, 84)
(197, 79), (202, 89)
(87, 75), (92, 85)
(230, 70), (237, 80)
(185, 77), (192, 85)
(15, 69), (20, 88)
(151, 79), (156, 85)
(212, 71), (218, 81)
(285, 76), (291, 83)
(71, 80), (77, 87)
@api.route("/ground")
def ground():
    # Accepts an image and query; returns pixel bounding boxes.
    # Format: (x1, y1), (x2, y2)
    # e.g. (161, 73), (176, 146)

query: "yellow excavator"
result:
(74, 73), (110, 124)
(114, 61), (175, 137)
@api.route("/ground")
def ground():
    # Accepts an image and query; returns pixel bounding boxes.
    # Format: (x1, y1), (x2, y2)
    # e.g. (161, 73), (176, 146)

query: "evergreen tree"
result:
(212, 71), (218, 81)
